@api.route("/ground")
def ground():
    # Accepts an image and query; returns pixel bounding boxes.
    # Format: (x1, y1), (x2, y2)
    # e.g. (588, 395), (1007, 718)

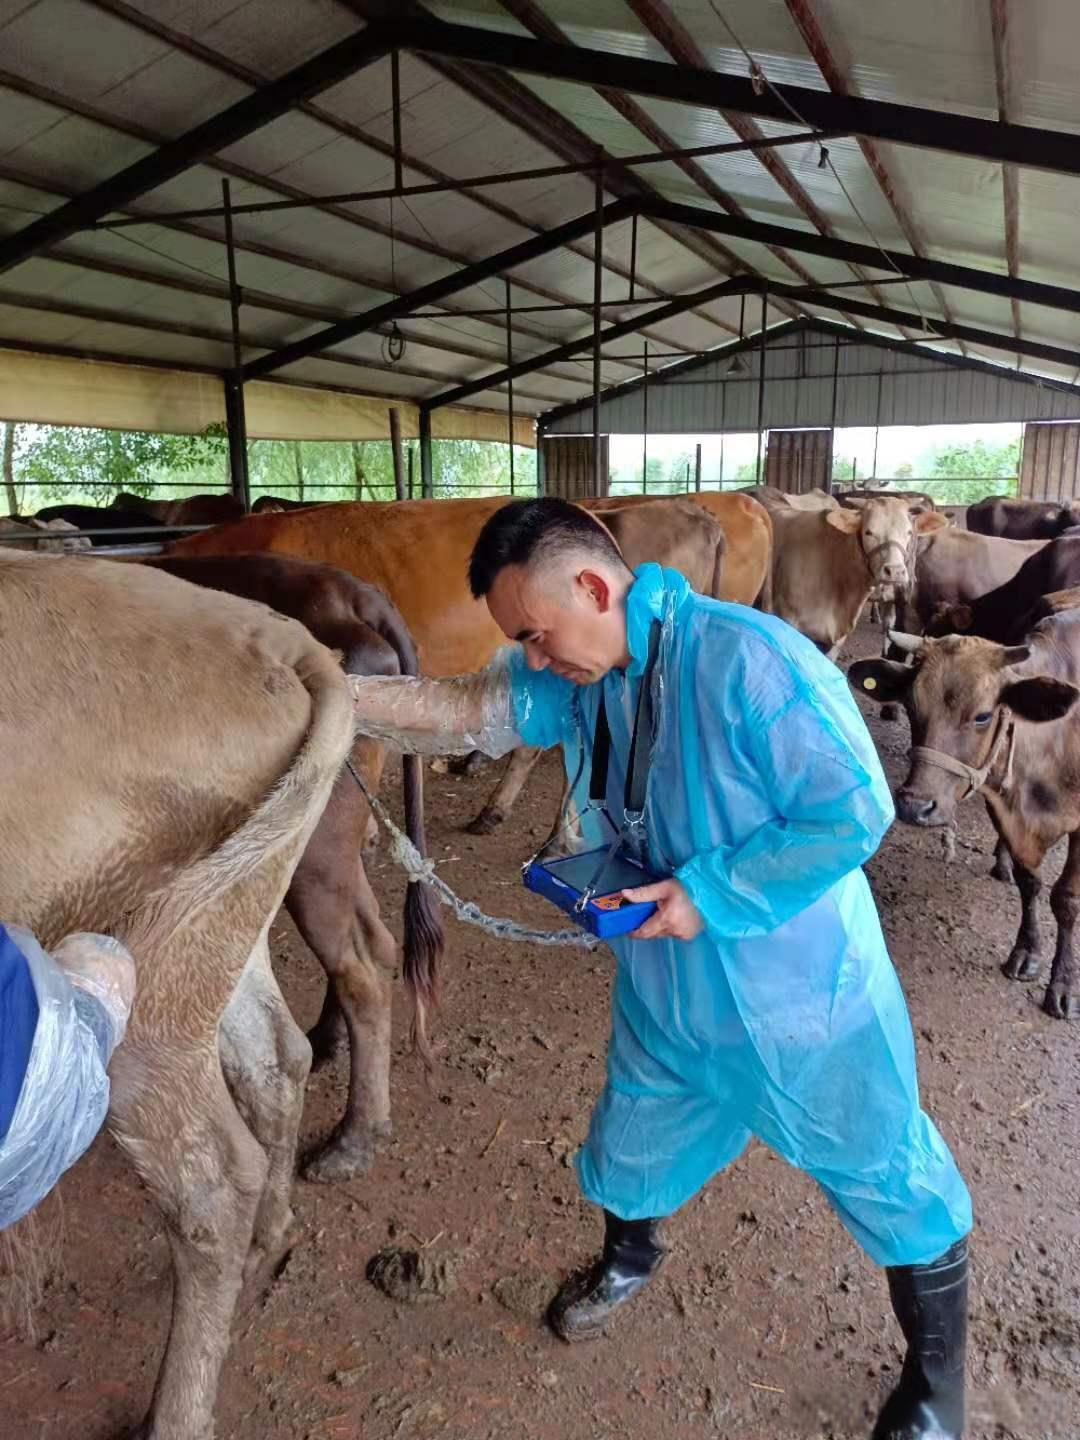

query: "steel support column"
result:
(222, 180), (250, 512)
(419, 409), (434, 498)
(592, 160), (604, 497)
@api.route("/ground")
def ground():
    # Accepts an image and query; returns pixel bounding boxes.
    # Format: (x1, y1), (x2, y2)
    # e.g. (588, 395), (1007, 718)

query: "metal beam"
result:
(634, 196), (1080, 317)
(622, 0), (879, 329)
(452, 273), (1080, 420)
(496, 0), (823, 303)
(423, 277), (751, 411)
(782, 0), (965, 352)
(537, 316), (1080, 428)
(242, 199), (636, 380)
(990, 0), (1023, 349)
(0, 28), (393, 276)
(82, 0), (704, 358)
(376, 14), (1080, 177)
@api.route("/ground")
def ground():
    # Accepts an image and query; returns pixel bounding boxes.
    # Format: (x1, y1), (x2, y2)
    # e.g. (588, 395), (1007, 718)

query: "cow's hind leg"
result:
(288, 826), (396, 1183)
(219, 933), (312, 1287)
(466, 745), (543, 834)
(1002, 860), (1044, 982)
(1046, 830), (1080, 1020)
(109, 1044), (266, 1440)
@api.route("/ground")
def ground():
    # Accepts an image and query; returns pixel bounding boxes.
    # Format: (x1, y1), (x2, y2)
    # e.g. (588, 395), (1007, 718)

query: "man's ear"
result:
(578, 568), (613, 613)
(848, 658), (915, 706)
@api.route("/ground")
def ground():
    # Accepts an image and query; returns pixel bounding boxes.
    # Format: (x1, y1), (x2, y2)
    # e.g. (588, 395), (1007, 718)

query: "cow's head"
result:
(924, 601), (974, 638)
(827, 498), (947, 591)
(850, 634), (1080, 827)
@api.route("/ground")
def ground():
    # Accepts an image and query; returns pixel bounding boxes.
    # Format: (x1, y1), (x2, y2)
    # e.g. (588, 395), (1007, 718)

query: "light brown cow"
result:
(769, 498), (947, 659)
(0, 516), (91, 552)
(739, 484), (838, 512)
(851, 615), (1080, 1020)
(0, 549), (354, 1439)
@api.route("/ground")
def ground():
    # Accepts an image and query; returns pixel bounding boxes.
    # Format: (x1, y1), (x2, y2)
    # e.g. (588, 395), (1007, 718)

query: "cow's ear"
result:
(1000, 676), (1080, 724)
(848, 658), (915, 705)
(950, 604), (974, 632)
(825, 507), (862, 534)
(914, 510), (949, 534)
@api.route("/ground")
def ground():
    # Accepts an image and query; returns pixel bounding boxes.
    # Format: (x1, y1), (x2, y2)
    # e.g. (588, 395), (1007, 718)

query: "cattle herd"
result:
(0, 480), (1076, 1438)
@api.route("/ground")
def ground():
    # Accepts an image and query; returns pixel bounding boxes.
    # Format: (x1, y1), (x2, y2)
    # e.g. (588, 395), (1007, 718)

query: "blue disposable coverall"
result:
(508, 564), (972, 1268)
(0, 924), (118, 1230)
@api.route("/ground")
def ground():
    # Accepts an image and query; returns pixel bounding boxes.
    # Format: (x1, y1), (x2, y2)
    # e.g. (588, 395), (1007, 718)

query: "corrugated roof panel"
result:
(0, 0), (170, 101)
(1017, 168), (1080, 291)
(810, 0), (997, 114)
(0, 106), (152, 192)
(875, 144), (1008, 273)
(144, 0), (362, 83)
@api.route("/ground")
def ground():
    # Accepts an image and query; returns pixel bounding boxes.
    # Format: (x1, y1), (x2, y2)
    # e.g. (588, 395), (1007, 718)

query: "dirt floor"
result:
(2, 621), (1079, 1440)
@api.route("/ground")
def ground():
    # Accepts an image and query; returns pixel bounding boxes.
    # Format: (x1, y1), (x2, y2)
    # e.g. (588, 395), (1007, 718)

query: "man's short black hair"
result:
(468, 497), (630, 599)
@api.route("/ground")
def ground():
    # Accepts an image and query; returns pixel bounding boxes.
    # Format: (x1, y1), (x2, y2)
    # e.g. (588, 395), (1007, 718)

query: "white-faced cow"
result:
(850, 617), (1080, 1020)
(770, 497), (947, 659)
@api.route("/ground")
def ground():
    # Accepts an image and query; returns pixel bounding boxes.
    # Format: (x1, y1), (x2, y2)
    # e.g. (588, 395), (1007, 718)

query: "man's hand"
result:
(622, 879), (705, 941)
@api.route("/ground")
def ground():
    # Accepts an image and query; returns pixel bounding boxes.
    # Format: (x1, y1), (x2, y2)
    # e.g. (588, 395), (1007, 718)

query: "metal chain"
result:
(345, 761), (603, 951)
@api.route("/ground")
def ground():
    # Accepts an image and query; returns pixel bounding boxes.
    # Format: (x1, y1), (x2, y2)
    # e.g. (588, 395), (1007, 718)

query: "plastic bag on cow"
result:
(0, 925), (135, 1230)
(349, 647), (574, 760)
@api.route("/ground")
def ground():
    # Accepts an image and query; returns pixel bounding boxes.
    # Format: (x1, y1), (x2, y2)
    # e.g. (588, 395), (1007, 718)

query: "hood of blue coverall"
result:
(508, 565), (971, 1262)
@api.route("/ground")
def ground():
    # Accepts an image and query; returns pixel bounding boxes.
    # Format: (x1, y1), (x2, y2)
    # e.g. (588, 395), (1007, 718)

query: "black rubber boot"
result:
(873, 1238), (969, 1440)
(548, 1210), (666, 1343)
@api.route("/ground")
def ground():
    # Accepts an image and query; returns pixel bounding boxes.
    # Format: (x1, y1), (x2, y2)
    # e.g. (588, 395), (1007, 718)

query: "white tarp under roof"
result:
(0, 0), (1077, 441)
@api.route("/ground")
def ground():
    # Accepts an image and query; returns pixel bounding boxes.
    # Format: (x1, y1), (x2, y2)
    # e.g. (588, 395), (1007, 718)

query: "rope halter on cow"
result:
(909, 711), (1017, 801)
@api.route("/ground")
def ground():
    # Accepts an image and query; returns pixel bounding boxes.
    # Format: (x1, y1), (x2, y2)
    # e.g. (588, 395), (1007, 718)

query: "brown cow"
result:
(902, 528), (1047, 633)
(169, 493), (771, 831)
(144, 552), (444, 1180)
(252, 494), (328, 513)
(0, 548), (354, 1438)
(967, 494), (1080, 540)
(114, 490), (246, 526)
(769, 498), (947, 659)
(850, 617), (1080, 1020)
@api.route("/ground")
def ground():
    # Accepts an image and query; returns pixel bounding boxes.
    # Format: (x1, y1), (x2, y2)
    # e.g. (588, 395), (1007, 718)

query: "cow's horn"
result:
(888, 631), (925, 654)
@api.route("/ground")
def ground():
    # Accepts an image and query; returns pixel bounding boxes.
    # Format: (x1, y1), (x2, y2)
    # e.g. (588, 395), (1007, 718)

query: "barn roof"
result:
(0, 0), (1078, 436)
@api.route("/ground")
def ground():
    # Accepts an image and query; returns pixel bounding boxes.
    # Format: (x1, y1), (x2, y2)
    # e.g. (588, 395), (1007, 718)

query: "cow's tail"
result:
(365, 603), (445, 1068)
(126, 648), (352, 958)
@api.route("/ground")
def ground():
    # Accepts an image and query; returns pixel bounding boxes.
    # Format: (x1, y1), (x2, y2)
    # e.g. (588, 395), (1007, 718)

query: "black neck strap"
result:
(589, 619), (662, 820)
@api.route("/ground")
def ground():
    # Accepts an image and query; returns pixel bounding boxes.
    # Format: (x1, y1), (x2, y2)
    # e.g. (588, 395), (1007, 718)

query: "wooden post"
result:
(389, 407), (406, 500)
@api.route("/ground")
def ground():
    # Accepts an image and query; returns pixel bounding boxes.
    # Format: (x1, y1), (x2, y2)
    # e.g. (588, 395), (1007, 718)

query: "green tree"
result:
(17, 424), (228, 504)
(925, 437), (1020, 479)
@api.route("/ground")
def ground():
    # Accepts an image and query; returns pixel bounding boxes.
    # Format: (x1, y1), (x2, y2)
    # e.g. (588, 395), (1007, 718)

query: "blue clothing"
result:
(0, 926), (39, 1142)
(508, 564), (971, 1267)
(0, 926), (113, 1230)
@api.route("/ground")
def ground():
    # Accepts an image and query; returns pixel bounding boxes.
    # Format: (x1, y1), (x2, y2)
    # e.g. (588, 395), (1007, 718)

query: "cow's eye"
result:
(973, 712), (993, 727)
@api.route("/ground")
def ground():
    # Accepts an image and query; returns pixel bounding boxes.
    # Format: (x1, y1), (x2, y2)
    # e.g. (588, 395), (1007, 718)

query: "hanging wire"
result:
(706, 0), (938, 338)
(381, 194), (407, 366)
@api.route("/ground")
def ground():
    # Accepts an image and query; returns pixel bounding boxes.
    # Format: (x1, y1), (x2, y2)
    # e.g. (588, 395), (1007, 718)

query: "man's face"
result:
(486, 558), (629, 685)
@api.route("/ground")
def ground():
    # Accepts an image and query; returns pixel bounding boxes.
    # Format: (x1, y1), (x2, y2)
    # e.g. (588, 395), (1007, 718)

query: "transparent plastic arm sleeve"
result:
(0, 928), (135, 1230)
(676, 668), (895, 942)
(349, 646), (575, 759)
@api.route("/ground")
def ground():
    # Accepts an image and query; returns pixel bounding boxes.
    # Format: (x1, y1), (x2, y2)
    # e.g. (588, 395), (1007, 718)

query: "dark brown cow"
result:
(252, 494), (328, 513)
(146, 553), (444, 1180)
(901, 527), (1047, 633)
(966, 495), (1080, 540)
(850, 619), (1080, 1019)
(115, 491), (246, 526)
(926, 535), (1080, 645)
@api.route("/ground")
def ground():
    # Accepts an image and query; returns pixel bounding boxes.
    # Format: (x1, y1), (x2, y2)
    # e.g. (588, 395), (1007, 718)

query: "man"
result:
(351, 498), (972, 1440)
(1, 925), (135, 1228)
